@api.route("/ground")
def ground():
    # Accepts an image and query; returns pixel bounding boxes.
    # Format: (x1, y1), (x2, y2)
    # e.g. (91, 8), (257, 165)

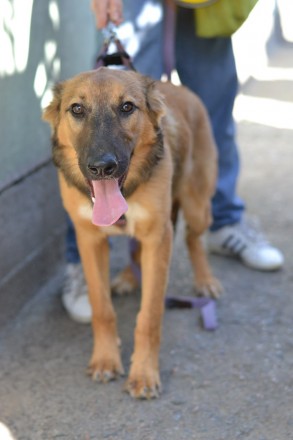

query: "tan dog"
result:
(43, 67), (221, 399)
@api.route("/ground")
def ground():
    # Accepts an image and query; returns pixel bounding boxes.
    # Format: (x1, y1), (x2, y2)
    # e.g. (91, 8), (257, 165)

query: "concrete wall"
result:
(0, 0), (98, 326)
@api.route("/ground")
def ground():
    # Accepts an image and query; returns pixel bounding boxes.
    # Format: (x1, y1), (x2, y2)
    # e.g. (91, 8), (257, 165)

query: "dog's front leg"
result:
(126, 221), (173, 399)
(75, 227), (124, 382)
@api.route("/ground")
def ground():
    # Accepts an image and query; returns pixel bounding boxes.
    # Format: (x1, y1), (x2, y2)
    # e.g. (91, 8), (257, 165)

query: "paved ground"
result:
(1, 38), (293, 440)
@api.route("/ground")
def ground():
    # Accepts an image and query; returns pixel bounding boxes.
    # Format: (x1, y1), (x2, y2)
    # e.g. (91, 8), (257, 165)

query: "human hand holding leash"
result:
(91, 0), (123, 29)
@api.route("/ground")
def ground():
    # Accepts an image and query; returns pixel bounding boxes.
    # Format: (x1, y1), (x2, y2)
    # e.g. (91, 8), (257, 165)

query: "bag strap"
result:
(164, 0), (176, 80)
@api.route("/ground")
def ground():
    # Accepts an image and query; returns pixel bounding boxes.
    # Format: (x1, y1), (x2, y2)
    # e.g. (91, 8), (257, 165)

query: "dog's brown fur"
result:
(43, 67), (221, 399)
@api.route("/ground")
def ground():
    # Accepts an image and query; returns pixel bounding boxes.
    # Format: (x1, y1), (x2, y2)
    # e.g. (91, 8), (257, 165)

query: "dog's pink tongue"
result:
(91, 179), (128, 227)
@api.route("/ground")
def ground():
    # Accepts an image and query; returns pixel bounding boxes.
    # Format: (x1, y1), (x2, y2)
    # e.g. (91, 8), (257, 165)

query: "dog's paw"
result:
(124, 369), (161, 399)
(111, 266), (140, 296)
(195, 276), (222, 299)
(87, 357), (125, 383)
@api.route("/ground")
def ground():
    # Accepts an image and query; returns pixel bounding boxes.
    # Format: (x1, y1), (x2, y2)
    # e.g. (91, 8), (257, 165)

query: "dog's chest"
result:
(78, 200), (149, 236)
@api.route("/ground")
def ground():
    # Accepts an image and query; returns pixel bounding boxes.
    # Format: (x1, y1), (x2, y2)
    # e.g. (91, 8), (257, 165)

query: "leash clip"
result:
(102, 22), (119, 45)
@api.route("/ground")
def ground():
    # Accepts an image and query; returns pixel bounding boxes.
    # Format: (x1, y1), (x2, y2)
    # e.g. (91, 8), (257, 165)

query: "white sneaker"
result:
(207, 217), (284, 271)
(61, 263), (92, 324)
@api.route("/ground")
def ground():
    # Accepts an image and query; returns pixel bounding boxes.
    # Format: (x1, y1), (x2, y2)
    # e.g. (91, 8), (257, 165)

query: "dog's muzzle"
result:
(85, 153), (129, 227)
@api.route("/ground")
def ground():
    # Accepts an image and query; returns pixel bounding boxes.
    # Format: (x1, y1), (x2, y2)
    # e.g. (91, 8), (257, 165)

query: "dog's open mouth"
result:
(88, 174), (128, 227)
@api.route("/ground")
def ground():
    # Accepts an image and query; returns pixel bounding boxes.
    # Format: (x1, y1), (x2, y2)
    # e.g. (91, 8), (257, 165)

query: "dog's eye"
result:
(70, 103), (85, 117)
(120, 102), (134, 113)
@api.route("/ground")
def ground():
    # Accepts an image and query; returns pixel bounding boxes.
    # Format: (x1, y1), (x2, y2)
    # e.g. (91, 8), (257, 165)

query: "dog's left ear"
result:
(144, 77), (166, 125)
(42, 82), (63, 128)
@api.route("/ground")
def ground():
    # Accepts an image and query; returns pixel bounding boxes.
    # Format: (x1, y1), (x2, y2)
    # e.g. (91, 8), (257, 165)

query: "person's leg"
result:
(65, 216), (81, 264)
(175, 8), (283, 271)
(176, 7), (244, 230)
(62, 216), (92, 323)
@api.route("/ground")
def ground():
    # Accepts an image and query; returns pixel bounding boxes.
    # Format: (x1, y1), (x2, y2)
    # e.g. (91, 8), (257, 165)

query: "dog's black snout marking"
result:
(87, 154), (118, 178)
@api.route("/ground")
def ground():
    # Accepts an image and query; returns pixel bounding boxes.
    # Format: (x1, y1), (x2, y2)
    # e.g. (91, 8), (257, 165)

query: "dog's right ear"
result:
(42, 82), (63, 128)
(144, 77), (166, 125)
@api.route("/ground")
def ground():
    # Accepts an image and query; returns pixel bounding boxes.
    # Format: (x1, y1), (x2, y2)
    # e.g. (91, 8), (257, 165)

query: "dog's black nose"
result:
(87, 153), (118, 178)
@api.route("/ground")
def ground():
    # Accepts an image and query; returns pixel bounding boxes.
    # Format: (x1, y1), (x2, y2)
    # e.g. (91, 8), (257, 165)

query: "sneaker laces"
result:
(235, 216), (270, 247)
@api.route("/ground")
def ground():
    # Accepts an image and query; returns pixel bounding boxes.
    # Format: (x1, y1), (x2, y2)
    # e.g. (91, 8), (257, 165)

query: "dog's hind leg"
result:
(180, 180), (222, 298)
(111, 239), (141, 295)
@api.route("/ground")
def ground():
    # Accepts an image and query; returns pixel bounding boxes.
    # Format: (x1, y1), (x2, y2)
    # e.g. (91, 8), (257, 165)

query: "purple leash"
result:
(165, 296), (218, 331)
(129, 239), (218, 331)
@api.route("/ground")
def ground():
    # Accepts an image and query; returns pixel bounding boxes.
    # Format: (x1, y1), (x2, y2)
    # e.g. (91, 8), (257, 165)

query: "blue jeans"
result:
(65, 1), (245, 261)
(65, 217), (80, 264)
(175, 7), (245, 230)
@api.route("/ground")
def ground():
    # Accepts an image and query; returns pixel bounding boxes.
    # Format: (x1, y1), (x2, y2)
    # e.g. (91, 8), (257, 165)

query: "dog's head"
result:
(43, 67), (165, 226)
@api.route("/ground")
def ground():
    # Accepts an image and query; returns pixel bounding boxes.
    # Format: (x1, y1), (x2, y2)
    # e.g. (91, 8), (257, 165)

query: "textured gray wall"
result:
(0, 0), (97, 187)
(0, 0), (98, 326)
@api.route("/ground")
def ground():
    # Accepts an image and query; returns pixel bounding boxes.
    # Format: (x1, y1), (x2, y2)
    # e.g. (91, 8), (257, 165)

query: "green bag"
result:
(194, 0), (259, 37)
